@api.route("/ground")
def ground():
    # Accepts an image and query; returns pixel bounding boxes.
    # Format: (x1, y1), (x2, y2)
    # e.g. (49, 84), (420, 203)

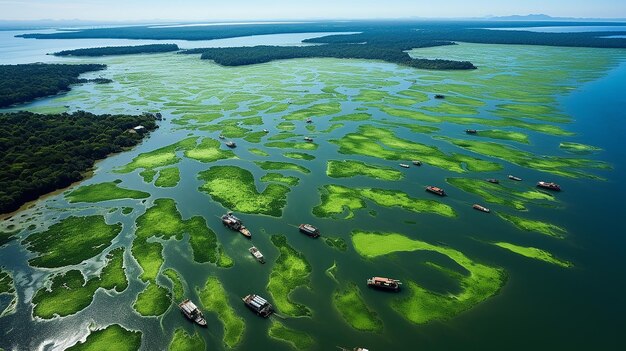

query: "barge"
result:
(299, 224), (320, 238)
(485, 178), (499, 184)
(179, 299), (207, 327)
(399, 163), (410, 168)
(242, 294), (273, 317)
(225, 141), (236, 148)
(367, 277), (401, 292)
(465, 129), (478, 134)
(537, 181), (561, 191)
(472, 204), (490, 213)
(425, 185), (446, 196)
(221, 212), (252, 238)
(508, 175), (522, 181)
(249, 246), (265, 264)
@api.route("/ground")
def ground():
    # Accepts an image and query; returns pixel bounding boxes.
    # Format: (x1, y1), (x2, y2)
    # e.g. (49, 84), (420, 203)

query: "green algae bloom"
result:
(168, 329), (205, 351)
(66, 324), (142, 351)
(197, 276), (245, 349)
(313, 184), (455, 219)
(326, 160), (403, 181)
(265, 141), (318, 150)
(24, 215), (121, 268)
(493, 242), (572, 268)
(474, 129), (529, 144)
(261, 172), (300, 186)
(559, 142), (602, 154)
(0, 268), (16, 317)
(249, 148), (270, 156)
(267, 235), (312, 317)
(116, 137), (198, 175)
(184, 137), (236, 163)
(163, 268), (185, 302)
(256, 161), (310, 174)
(324, 237), (348, 251)
(66, 181), (150, 203)
(283, 152), (315, 161)
(351, 231), (506, 324)
(133, 282), (171, 317)
(198, 166), (291, 217)
(333, 282), (383, 332)
(268, 320), (315, 350)
(498, 213), (567, 238)
(155, 167), (180, 187)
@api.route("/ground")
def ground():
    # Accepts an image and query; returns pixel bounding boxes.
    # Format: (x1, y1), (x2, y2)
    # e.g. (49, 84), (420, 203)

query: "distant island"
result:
(0, 111), (158, 213)
(0, 63), (107, 108)
(53, 43), (180, 57)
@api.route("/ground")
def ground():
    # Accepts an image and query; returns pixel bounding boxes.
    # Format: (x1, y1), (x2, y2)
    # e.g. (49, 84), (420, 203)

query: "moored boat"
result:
(306, 118), (312, 123)
(222, 212), (252, 238)
(225, 141), (236, 148)
(485, 178), (499, 184)
(179, 299), (207, 327)
(218, 134), (225, 139)
(367, 277), (401, 291)
(299, 223), (320, 238)
(304, 136), (313, 142)
(399, 163), (410, 168)
(263, 129), (269, 133)
(508, 175), (522, 181)
(239, 225), (252, 238)
(434, 94), (445, 99)
(425, 185), (446, 196)
(249, 246), (265, 263)
(465, 129), (478, 134)
(412, 160), (422, 166)
(242, 294), (273, 317)
(472, 204), (490, 213)
(537, 181), (561, 191)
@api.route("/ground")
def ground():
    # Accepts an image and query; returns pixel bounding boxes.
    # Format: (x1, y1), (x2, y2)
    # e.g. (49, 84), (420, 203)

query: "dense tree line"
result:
(186, 43), (476, 70)
(0, 111), (157, 213)
(0, 63), (106, 108)
(53, 44), (179, 57)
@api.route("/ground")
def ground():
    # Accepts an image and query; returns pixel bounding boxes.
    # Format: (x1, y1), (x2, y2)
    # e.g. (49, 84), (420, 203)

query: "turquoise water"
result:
(0, 34), (625, 351)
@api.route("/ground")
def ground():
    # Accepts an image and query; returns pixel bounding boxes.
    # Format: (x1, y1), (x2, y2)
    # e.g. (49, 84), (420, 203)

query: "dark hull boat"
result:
(486, 178), (499, 184)
(367, 277), (401, 292)
(179, 299), (207, 327)
(465, 129), (478, 134)
(243, 294), (273, 317)
(537, 181), (561, 191)
(473, 204), (490, 213)
(299, 224), (320, 238)
(221, 212), (252, 238)
(426, 185), (446, 196)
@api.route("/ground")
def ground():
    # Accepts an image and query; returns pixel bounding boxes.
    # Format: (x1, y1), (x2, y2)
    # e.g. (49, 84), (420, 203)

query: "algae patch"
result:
(66, 182), (149, 203)
(327, 160), (403, 181)
(66, 324), (142, 351)
(268, 320), (315, 349)
(197, 276), (245, 349)
(493, 242), (572, 268)
(333, 282), (383, 332)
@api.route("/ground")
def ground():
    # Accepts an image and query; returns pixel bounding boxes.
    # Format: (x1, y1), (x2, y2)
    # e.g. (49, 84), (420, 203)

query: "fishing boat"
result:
(425, 185), (446, 196)
(179, 299), (207, 327)
(225, 141), (236, 148)
(434, 94), (445, 99)
(537, 181), (561, 191)
(218, 134), (225, 139)
(299, 224), (320, 238)
(242, 294), (273, 317)
(399, 163), (410, 168)
(472, 204), (490, 213)
(412, 160), (422, 166)
(249, 246), (265, 263)
(306, 118), (313, 123)
(508, 175), (522, 181)
(263, 129), (269, 133)
(367, 277), (402, 291)
(304, 136), (313, 142)
(465, 129), (478, 134)
(485, 178), (499, 184)
(221, 212), (252, 238)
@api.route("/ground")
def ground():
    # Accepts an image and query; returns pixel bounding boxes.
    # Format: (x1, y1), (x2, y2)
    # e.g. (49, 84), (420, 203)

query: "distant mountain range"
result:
(485, 14), (626, 22)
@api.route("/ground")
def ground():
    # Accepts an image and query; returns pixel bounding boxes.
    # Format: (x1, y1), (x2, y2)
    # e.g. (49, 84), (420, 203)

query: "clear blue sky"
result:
(1, 0), (624, 21)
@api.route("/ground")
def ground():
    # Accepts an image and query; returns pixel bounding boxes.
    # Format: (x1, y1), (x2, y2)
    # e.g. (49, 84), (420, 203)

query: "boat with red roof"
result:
(425, 185), (446, 196)
(367, 277), (402, 291)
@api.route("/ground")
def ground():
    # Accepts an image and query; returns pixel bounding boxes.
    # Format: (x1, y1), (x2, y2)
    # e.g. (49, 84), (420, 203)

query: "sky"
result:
(1, 0), (625, 21)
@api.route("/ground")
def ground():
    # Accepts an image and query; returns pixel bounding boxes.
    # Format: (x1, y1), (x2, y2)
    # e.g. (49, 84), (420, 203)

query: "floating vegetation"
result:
(285, 102), (342, 121)
(121, 207), (134, 215)
(32, 248), (127, 319)
(249, 148), (270, 156)
(446, 177), (555, 210)
(65, 324), (142, 351)
(155, 167), (180, 187)
(268, 320), (315, 350)
(24, 215), (121, 268)
(325, 261), (339, 282)
(559, 142), (602, 154)
(0, 230), (17, 247)
(320, 123), (344, 133)
(198, 166), (290, 217)
(197, 276), (245, 349)
(333, 282), (383, 332)
(324, 237), (348, 251)
(265, 141), (318, 150)
(268, 132), (298, 141)
(313, 184), (455, 219)
(255, 161), (311, 174)
(132, 198), (231, 283)
(276, 122), (295, 131)
(331, 125), (502, 173)
(326, 160), (403, 181)
(168, 329), (205, 351)
(133, 282), (171, 317)
(498, 213), (567, 238)
(351, 231), (506, 324)
(493, 242), (572, 268)
(474, 129), (530, 144)
(66, 181), (150, 203)
(261, 173), (300, 186)
(283, 152), (315, 161)
(267, 235), (312, 317)
(116, 137), (198, 175)
(0, 268), (16, 317)
(331, 113), (372, 122)
(163, 268), (185, 301)
(184, 138), (236, 163)
(437, 136), (609, 179)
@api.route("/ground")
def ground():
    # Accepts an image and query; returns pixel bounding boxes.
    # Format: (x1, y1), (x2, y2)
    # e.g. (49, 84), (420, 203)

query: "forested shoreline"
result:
(0, 111), (158, 213)
(0, 63), (107, 108)
(54, 43), (179, 57)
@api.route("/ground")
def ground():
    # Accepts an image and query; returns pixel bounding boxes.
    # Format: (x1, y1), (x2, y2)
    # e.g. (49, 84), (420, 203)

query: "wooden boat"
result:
(465, 129), (478, 134)
(412, 160), (422, 166)
(399, 163), (410, 168)
(299, 224), (320, 238)
(239, 225), (252, 239)
(249, 246), (265, 263)
(304, 136), (313, 142)
(225, 141), (236, 148)
(221, 212), (252, 238)
(425, 185), (446, 196)
(179, 299), (207, 327)
(243, 294), (273, 317)
(367, 277), (401, 291)
(472, 204), (490, 213)
(485, 178), (499, 184)
(537, 181), (561, 191)
(508, 175), (522, 181)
